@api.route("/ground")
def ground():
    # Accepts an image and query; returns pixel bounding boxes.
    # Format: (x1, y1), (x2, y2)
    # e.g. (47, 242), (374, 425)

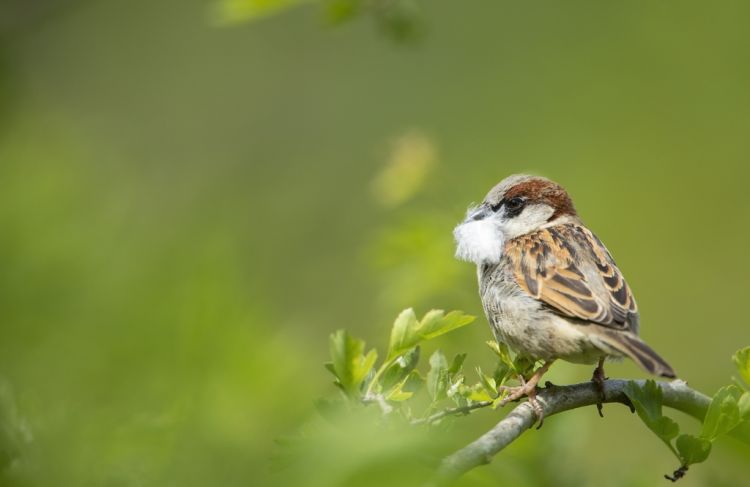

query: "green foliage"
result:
(675, 434), (712, 465)
(327, 330), (378, 398)
(213, 0), (424, 41)
(325, 308), (483, 419)
(624, 381), (680, 456)
(387, 308), (475, 360)
(700, 385), (742, 441)
(625, 348), (750, 477)
(326, 309), (750, 481)
(324, 308), (547, 425)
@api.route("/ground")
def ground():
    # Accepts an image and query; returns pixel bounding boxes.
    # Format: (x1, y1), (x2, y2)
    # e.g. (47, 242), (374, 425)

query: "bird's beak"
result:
(466, 204), (490, 222)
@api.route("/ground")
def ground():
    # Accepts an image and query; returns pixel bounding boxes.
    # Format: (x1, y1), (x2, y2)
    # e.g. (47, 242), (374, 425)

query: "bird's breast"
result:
(477, 261), (600, 363)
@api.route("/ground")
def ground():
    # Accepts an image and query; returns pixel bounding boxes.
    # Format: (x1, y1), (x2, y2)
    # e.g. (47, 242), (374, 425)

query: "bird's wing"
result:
(504, 224), (638, 331)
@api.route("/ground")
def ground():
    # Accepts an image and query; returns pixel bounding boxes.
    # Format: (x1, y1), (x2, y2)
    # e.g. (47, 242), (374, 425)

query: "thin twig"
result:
(427, 379), (714, 486)
(411, 400), (493, 425)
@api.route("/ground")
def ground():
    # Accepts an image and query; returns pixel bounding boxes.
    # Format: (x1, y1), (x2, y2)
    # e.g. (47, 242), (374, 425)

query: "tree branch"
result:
(429, 379), (712, 485)
(411, 400), (493, 426)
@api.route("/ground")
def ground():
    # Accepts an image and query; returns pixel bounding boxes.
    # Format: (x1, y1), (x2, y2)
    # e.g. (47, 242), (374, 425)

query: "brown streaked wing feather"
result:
(505, 224), (637, 331)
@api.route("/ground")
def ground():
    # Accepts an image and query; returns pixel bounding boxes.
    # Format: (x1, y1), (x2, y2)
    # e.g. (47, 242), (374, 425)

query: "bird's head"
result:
(453, 174), (577, 265)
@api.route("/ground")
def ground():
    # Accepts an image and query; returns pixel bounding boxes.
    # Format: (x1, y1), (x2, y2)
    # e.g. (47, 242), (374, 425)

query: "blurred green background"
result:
(0, 0), (749, 485)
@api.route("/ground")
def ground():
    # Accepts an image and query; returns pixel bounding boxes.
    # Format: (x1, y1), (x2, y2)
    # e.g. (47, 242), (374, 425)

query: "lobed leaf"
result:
(448, 353), (467, 375)
(475, 366), (498, 399)
(486, 340), (513, 367)
(426, 349), (449, 401)
(380, 346), (420, 391)
(387, 309), (475, 360)
(387, 308), (421, 359)
(624, 380), (679, 455)
(329, 330), (378, 398)
(625, 380), (664, 426)
(676, 434), (712, 465)
(700, 385), (742, 441)
(418, 310), (475, 341)
(652, 416), (680, 442)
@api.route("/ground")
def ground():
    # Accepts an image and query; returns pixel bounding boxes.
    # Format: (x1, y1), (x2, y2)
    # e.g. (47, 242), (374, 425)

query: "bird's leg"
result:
(498, 360), (554, 428)
(591, 357), (608, 418)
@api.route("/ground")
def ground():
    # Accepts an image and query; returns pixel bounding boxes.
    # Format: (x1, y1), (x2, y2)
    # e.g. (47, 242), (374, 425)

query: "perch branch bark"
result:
(431, 379), (711, 485)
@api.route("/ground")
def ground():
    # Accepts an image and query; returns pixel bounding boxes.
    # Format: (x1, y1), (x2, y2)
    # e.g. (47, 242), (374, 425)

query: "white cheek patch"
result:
(499, 204), (555, 240)
(453, 216), (505, 265)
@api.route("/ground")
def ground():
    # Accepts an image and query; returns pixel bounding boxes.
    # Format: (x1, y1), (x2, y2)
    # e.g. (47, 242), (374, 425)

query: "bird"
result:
(453, 174), (675, 422)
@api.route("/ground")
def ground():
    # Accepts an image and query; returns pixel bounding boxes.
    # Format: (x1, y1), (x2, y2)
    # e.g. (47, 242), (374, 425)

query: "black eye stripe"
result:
(490, 197), (526, 216)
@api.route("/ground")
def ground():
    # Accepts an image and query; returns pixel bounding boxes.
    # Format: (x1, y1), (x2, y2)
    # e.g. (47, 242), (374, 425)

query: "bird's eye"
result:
(506, 197), (525, 211)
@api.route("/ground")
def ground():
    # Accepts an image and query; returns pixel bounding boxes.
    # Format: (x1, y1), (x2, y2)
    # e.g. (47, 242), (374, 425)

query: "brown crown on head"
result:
(487, 175), (577, 220)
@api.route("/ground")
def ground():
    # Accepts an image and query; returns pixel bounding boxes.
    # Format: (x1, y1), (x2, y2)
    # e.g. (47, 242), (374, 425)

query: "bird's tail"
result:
(596, 330), (676, 378)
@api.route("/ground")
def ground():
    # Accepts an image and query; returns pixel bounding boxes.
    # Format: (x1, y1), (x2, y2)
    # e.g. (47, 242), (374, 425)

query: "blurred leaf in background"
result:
(213, 0), (423, 40)
(212, 0), (311, 24)
(371, 130), (436, 208)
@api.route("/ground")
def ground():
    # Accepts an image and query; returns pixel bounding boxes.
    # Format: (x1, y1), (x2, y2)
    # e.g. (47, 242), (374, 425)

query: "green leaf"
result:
(486, 339), (510, 363)
(486, 340), (515, 371)
(417, 310), (475, 341)
(329, 330), (378, 398)
(493, 361), (511, 386)
(739, 392), (750, 421)
(476, 366), (498, 399)
(426, 349), (449, 401)
(733, 347), (750, 387)
(466, 385), (493, 402)
(625, 380), (664, 425)
(701, 385), (742, 440)
(380, 346), (420, 390)
(486, 339), (535, 376)
(387, 309), (474, 360)
(387, 308), (420, 359)
(624, 380), (679, 455)
(212, 0), (310, 24)
(676, 434), (712, 465)
(447, 353), (467, 375)
(652, 416), (680, 442)
(386, 383), (413, 402)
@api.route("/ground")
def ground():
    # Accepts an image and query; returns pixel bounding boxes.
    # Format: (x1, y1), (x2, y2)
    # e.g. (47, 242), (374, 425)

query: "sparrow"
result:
(453, 174), (675, 421)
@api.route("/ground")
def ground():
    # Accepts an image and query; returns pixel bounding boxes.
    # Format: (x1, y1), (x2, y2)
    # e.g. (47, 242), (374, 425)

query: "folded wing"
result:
(504, 224), (638, 332)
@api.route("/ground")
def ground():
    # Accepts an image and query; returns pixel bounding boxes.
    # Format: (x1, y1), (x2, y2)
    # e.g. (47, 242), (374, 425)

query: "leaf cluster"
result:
(625, 346), (750, 479)
(324, 308), (531, 424)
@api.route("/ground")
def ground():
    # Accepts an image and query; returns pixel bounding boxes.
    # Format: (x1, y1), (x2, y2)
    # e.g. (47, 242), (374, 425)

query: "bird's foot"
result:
(591, 358), (608, 418)
(498, 376), (546, 428)
(498, 361), (553, 429)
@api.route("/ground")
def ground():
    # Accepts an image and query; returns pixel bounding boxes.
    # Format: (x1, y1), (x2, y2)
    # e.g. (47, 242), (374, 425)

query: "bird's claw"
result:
(591, 359), (608, 418)
(498, 377), (546, 428)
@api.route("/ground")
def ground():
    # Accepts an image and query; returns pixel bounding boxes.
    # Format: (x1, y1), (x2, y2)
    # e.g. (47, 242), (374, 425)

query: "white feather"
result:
(453, 209), (504, 265)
